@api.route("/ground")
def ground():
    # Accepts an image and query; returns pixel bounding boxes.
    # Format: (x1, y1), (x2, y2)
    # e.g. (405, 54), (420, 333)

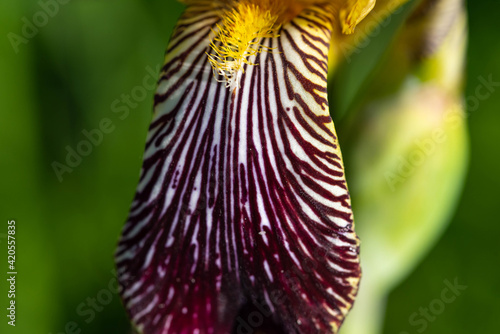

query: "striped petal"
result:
(116, 2), (360, 334)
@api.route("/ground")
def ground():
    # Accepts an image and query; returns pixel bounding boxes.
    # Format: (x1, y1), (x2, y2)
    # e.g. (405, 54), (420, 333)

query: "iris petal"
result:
(116, 3), (360, 333)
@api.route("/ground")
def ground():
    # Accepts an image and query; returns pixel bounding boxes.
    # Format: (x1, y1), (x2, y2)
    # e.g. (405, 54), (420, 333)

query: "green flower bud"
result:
(339, 1), (469, 333)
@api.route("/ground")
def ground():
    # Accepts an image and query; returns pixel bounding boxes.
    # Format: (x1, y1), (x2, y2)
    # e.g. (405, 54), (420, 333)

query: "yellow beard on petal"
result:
(205, 0), (377, 89)
(207, 0), (284, 90)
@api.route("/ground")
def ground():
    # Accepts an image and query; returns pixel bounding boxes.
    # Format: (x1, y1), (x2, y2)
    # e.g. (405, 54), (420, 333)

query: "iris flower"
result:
(115, 1), (392, 333)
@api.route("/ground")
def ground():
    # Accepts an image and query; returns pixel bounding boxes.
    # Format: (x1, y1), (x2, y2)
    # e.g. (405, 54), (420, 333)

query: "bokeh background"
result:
(0, 0), (498, 333)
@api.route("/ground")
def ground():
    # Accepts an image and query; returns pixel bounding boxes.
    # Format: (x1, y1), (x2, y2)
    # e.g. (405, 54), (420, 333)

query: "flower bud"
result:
(339, 1), (469, 333)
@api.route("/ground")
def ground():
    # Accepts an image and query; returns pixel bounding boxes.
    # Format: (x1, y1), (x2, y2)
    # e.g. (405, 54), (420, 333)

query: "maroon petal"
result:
(116, 3), (360, 333)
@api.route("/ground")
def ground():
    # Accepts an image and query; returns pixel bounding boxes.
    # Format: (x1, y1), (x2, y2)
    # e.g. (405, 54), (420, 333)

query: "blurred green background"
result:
(0, 0), (498, 333)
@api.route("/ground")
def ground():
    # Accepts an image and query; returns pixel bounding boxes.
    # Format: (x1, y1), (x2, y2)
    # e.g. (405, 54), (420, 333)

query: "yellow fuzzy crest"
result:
(205, 0), (377, 88)
(207, 1), (284, 90)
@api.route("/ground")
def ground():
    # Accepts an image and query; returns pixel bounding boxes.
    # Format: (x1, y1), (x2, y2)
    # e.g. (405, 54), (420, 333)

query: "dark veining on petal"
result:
(116, 3), (360, 334)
